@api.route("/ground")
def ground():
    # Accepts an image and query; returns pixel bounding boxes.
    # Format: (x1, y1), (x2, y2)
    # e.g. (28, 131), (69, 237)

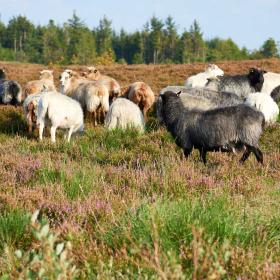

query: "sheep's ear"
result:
(176, 91), (181, 96)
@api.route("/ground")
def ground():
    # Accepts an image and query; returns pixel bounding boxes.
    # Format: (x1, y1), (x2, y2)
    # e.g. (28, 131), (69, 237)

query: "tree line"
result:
(0, 13), (279, 65)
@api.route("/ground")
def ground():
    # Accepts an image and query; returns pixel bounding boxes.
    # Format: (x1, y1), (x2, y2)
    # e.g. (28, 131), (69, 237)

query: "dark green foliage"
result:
(0, 14), (278, 64)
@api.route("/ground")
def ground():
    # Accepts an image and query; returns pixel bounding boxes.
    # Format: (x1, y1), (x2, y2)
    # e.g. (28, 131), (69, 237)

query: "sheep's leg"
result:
(239, 146), (251, 164)
(92, 111), (97, 126)
(38, 122), (44, 141)
(183, 148), (192, 160)
(50, 126), (57, 143)
(251, 146), (264, 164)
(143, 107), (148, 121)
(27, 114), (33, 134)
(199, 148), (207, 164)
(67, 127), (74, 142)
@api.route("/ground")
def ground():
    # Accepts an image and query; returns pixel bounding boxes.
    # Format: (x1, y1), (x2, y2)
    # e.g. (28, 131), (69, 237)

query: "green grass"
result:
(0, 104), (280, 278)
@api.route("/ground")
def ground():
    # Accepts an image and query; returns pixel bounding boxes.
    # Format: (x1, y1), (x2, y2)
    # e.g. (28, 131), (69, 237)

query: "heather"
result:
(0, 61), (280, 278)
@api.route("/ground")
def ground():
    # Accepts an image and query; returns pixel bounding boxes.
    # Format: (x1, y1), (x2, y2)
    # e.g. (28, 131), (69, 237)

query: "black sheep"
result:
(161, 90), (265, 164)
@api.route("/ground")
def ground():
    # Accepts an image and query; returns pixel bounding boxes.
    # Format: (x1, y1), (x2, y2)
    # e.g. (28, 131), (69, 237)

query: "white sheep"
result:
(83, 66), (121, 101)
(261, 72), (280, 94)
(36, 92), (84, 143)
(24, 70), (56, 96)
(60, 70), (109, 126)
(244, 92), (279, 124)
(184, 64), (224, 88)
(105, 98), (145, 132)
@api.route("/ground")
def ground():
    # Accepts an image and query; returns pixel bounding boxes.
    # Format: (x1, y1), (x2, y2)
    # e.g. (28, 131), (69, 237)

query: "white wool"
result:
(245, 92), (279, 124)
(36, 92), (84, 143)
(23, 92), (45, 117)
(184, 64), (224, 88)
(261, 72), (280, 94)
(105, 98), (145, 132)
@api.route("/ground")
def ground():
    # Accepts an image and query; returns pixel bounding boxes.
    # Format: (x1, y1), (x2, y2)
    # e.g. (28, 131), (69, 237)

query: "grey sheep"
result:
(160, 90), (265, 164)
(205, 68), (266, 98)
(0, 69), (23, 105)
(157, 86), (243, 122)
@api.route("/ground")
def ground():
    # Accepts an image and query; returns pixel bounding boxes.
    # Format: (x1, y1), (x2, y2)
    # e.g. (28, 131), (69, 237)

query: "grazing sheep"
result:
(0, 69), (23, 105)
(160, 90), (265, 164)
(122, 81), (155, 120)
(261, 72), (280, 94)
(157, 86), (243, 122)
(23, 92), (45, 133)
(37, 92), (84, 143)
(205, 68), (266, 98)
(271, 85), (280, 103)
(71, 81), (110, 126)
(83, 66), (121, 102)
(24, 70), (56, 96)
(184, 64), (224, 88)
(244, 92), (279, 124)
(105, 98), (145, 132)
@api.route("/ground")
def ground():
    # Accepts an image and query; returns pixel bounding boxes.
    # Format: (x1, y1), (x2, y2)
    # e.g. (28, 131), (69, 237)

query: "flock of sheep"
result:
(0, 63), (280, 164)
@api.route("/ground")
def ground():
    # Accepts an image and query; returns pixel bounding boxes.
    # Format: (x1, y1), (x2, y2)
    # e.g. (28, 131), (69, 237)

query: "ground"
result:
(0, 60), (280, 279)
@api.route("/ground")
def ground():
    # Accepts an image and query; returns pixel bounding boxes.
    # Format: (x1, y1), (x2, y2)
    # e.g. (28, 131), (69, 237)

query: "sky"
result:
(0, 0), (279, 51)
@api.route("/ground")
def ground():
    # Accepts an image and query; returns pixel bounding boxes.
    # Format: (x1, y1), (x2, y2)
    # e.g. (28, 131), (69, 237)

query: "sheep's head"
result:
(85, 66), (101, 80)
(247, 68), (267, 92)
(60, 70), (73, 94)
(0, 69), (6, 80)
(39, 70), (54, 80)
(206, 64), (224, 77)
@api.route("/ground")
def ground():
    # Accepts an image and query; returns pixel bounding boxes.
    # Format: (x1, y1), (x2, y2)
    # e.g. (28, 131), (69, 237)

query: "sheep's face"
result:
(248, 68), (266, 91)
(86, 66), (101, 80)
(206, 64), (224, 77)
(39, 70), (54, 80)
(0, 69), (6, 80)
(60, 71), (72, 94)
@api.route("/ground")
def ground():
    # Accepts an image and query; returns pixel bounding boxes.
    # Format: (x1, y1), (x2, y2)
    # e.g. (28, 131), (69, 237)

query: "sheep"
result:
(36, 92), (84, 143)
(23, 92), (45, 133)
(83, 66), (121, 102)
(105, 98), (145, 132)
(205, 68), (266, 98)
(71, 81), (110, 126)
(160, 90), (265, 164)
(261, 72), (280, 94)
(184, 64), (224, 88)
(271, 85), (280, 103)
(244, 92), (279, 124)
(0, 69), (23, 105)
(122, 81), (155, 120)
(157, 86), (243, 122)
(24, 70), (56, 96)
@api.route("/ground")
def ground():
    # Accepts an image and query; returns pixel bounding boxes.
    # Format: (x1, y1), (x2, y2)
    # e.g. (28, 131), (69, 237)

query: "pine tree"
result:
(260, 38), (278, 58)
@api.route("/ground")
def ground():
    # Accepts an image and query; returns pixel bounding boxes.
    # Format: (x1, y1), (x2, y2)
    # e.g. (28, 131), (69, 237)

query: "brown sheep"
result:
(82, 66), (121, 103)
(24, 70), (56, 96)
(123, 82), (155, 120)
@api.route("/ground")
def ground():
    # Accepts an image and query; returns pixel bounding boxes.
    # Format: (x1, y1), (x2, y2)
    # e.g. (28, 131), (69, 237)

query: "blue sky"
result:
(0, 0), (279, 50)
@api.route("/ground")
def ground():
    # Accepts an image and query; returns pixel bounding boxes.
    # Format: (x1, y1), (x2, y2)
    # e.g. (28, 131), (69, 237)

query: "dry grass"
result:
(0, 60), (280, 279)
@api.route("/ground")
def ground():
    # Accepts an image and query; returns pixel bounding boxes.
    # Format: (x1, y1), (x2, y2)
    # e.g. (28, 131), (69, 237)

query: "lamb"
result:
(157, 86), (243, 122)
(0, 69), (23, 105)
(244, 92), (279, 124)
(83, 66), (121, 102)
(205, 68), (266, 98)
(261, 72), (280, 94)
(105, 98), (145, 132)
(60, 70), (109, 126)
(184, 64), (224, 88)
(23, 92), (45, 133)
(24, 70), (56, 96)
(160, 90), (265, 164)
(36, 92), (84, 143)
(122, 81), (155, 120)
(271, 85), (280, 103)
